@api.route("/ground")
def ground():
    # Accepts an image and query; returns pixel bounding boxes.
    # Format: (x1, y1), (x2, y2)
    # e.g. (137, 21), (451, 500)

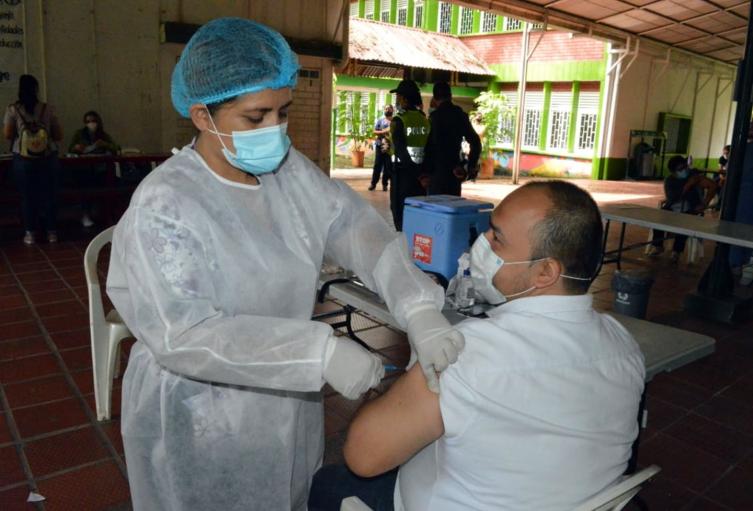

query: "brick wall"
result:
(462, 32), (604, 64)
(287, 56), (333, 172)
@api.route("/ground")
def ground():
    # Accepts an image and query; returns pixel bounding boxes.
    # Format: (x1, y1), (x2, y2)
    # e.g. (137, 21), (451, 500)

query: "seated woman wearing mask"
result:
(106, 17), (464, 511)
(69, 111), (120, 227)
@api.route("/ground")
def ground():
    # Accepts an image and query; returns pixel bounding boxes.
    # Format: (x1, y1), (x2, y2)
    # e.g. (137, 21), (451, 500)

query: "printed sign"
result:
(412, 234), (432, 264)
(0, 0), (25, 90)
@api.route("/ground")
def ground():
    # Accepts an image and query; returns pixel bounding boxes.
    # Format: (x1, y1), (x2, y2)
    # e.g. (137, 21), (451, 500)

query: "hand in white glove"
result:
(406, 305), (465, 393)
(323, 336), (385, 400)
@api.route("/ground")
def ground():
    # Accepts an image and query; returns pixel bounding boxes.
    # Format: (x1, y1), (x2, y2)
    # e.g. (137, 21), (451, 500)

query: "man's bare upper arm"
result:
(343, 364), (445, 478)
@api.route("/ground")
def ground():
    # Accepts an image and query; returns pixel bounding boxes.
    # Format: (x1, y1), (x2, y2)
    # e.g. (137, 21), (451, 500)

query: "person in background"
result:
(69, 110), (121, 227)
(309, 181), (645, 511)
(369, 105), (393, 192)
(69, 110), (120, 155)
(388, 79), (429, 231)
(106, 18), (463, 511)
(2, 74), (63, 245)
(424, 82), (480, 196)
(713, 144), (730, 211)
(648, 155), (718, 261)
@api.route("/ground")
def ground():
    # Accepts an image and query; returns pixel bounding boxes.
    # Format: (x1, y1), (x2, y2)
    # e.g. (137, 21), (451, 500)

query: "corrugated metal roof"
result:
(349, 18), (495, 75)
(462, 0), (749, 64)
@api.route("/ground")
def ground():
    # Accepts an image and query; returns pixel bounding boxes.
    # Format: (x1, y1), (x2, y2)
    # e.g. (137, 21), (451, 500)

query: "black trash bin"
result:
(612, 270), (654, 319)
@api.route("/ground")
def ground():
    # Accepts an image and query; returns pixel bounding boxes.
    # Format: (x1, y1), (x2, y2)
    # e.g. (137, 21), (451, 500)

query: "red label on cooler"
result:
(413, 234), (432, 264)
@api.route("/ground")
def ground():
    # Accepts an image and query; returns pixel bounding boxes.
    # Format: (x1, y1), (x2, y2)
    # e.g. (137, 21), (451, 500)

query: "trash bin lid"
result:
(404, 195), (494, 214)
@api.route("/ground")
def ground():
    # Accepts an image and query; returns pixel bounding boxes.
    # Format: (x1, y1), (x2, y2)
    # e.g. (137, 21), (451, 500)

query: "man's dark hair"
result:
(524, 180), (603, 294)
(433, 81), (452, 101)
(668, 155), (688, 173)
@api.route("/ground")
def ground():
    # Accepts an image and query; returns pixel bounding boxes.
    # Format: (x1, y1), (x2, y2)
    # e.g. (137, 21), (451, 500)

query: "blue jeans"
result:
(308, 464), (397, 511)
(12, 153), (59, 232)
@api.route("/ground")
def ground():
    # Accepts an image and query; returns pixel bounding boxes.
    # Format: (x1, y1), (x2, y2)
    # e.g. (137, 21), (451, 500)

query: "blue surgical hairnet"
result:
(171, 17), (299, 117)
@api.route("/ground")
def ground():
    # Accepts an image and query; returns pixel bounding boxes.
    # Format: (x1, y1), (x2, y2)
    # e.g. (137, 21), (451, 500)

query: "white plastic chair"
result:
(574, 465), (661, 511)
(340, 465), (660, 511)
(84, 225), (132, 421)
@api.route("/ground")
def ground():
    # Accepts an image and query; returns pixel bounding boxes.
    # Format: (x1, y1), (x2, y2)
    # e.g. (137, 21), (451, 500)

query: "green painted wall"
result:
(472, 10), (480, 34)
(568, 82), (580, 154)
(592, 157), (627, 180)
(425, 0), (438, 31)
(490, 60), (605, 83)
(540, 82), (552, 151)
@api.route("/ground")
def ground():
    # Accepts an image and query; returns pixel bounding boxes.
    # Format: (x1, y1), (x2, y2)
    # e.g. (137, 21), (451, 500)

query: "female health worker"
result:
(106, 17), (464, 510)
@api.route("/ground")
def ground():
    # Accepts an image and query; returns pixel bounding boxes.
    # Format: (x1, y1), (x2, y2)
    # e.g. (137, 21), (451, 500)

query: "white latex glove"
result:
(406, 305), (465, 393)
(323, 336), (384, 400)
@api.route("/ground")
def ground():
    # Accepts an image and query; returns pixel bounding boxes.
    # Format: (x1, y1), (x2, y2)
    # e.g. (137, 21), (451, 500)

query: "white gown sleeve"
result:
(323, 179), (445, 327)
(107, 210), (332, 392)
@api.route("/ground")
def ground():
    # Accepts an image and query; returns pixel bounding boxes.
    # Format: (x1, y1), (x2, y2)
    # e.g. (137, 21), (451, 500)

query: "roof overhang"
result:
(459, 0), (747, 65)
(348, 18), (496, 75)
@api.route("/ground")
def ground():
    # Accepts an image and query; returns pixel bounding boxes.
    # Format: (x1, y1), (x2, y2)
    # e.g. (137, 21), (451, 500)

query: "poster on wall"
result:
(0, 0), (25, 90)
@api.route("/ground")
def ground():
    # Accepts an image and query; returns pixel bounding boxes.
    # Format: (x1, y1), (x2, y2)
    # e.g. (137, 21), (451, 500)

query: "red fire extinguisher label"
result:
(413, 234), (432, 264)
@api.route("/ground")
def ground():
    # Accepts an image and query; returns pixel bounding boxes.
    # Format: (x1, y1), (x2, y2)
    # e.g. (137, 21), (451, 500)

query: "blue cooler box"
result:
(403, 195), (493, 282)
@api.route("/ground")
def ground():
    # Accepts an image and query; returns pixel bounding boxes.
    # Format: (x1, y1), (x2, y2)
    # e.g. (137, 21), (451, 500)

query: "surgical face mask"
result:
(205, 109), (291, 175)
(676, 169), (689, 179)
(86, 122), (97, 132)
(469, 234), (592, 305)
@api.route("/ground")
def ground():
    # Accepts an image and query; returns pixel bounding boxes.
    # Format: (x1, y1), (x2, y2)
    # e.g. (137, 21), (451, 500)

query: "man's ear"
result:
(189, 105), (211, 132)
(533, 258), (562, 289)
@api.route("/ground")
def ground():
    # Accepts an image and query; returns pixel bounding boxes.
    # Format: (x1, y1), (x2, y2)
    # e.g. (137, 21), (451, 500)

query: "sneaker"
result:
(368, 185), (376, 191)
(670, 251), (680, 263)
(22, 232), (35, 246)
(81, 214), (94, 228)
(47, 232), (58, 244)
(646, 245), (664, 256)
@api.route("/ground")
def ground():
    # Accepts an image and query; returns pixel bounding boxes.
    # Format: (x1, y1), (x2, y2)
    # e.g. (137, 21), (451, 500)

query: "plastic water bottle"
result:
(455, 268), (475, 310)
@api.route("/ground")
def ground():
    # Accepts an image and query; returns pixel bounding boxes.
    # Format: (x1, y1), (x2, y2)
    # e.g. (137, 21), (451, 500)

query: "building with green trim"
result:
(338, 0), (610, 178)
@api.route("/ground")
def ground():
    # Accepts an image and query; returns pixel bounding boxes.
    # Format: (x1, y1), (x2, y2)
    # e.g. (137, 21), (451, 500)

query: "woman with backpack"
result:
(3, 74), (63, 245)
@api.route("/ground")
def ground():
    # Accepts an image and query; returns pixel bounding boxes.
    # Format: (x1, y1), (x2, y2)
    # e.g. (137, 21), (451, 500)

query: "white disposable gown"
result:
(106, 145), (444, 510)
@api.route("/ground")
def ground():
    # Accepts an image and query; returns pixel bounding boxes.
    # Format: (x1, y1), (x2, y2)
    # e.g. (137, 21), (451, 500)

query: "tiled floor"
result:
(0, 173), (751, 510)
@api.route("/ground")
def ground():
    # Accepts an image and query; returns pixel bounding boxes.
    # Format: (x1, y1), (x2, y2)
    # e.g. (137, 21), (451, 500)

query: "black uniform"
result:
(390, 109), (429, 231)
(425, 101), (481, 196)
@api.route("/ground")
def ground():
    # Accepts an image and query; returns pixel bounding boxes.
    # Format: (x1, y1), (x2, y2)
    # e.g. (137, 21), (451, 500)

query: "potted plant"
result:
(471, 91), (514, 178)
(337, 92), (372, 168)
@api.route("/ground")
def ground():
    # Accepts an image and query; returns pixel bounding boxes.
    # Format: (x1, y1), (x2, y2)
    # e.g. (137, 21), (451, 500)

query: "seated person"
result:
(68, 110), (120, 227)
(648, 155), (718, 261)
(308, 180), (646, 511)
(69, 110), (119, 155)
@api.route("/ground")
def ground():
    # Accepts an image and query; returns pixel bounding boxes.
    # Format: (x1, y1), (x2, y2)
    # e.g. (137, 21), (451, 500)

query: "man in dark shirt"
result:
(424, 82), (481, 196)
(648, 155), (718, 262)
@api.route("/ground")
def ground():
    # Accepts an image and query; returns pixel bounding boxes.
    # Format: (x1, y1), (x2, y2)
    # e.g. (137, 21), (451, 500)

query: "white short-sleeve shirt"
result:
(395, 294), (645, 511)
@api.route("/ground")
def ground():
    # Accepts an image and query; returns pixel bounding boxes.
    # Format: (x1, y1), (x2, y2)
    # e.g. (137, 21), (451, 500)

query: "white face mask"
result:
(469, 234), (592, 305)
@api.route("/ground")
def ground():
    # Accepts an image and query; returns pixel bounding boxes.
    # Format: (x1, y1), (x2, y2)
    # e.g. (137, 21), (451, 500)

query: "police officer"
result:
(389, 80), (429, 231)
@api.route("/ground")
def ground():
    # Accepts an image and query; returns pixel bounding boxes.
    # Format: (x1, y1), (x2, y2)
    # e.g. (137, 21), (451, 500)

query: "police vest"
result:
(392, 110), (429, 164)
